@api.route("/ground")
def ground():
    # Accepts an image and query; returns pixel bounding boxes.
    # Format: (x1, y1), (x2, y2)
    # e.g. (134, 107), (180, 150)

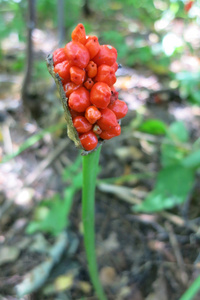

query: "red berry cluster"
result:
(53, 23), (128, 151)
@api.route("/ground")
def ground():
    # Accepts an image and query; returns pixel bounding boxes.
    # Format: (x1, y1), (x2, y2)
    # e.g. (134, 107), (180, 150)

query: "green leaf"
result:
(161, 121), (189, 167)
(166, 121), (188, 143)
(182, 150), (200, 169)
(161, 143), (186, 167)
(26, 194), (68, 236)
(26, 188), (76, 236)
(62, 155), (82, 181)
(139, 119), (166, 135)
(134, 164), (195, 212)
(180, 274), (200, 300)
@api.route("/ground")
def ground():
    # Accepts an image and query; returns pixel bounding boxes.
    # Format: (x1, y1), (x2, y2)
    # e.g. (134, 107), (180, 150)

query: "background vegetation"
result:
(0, 0), (200, 299)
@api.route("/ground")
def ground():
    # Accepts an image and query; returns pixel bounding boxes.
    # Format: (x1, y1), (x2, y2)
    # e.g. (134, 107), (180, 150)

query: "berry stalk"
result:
(82, 146), (107, 300)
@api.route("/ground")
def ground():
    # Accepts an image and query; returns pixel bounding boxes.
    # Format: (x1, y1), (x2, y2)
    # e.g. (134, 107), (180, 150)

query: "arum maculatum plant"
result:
(47, 24), (128, 299)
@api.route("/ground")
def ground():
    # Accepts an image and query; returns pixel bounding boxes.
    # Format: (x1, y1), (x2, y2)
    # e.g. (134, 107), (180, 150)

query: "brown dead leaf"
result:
(100, 266), (117, 286)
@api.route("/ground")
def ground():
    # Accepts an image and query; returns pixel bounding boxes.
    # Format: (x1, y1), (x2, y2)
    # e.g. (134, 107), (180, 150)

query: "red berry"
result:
(68, 87), (90, 112)
(73, 116), (92, 133)
(63, 82), (80, 97)
(184, 1), (194, 12)
(79, 131), (98, 151)
(93, 45), (117, 66)
(71, 23), (86, 44)
(97, 108), (118, 131)
(86, 61), (97, 78)
(110, 86), (119, 104)
(85, 36), (100, 59)
(100, 124), (121, 140)
(84, 78), (94, 90)
(65, 41), (90, 69)
(53, 48), (67, 65)
(108, 99), (128, 119)
(85, 106), (101, 124)
(111, 62), (118, 72)
(95, 64), (116, 87)
(70, 66), (85, 85)
(90, 82), (111, 109)
(54, 60), (71, 82)
(69, 108), (84, 119)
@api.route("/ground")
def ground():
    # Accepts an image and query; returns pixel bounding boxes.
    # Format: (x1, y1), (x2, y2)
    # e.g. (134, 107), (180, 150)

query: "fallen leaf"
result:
(55, 274), (74, 291)
(0, 246), (20, 265)
(100, 266), (117, 286)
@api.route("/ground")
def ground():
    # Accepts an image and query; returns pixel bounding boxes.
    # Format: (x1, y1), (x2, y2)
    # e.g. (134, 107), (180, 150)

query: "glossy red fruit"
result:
(54, 60), (71, 82)
(95, 64), (116, 86)
(70, 66), (85, 85)
(100, 124), (121, 140)
(69, 108), (84, 119)
(184, 1), (194, 12)
(68, 87), (90, 112)
(93, 45), (117, 66)
(111, 61), (118, 72)
(97, 108), (118, 131)
(85, 106), (101, 124)
(71, 23), (86, 44)
(90, 82), (111, 109)
(84, 78), (94, 90)
(108, 99), (128, 119)
(110, 86), (118, 104)
(53, 48), (67, 65)
(85, 36), (100, 59)
(63, 82), (80, 97)
(65, 41), (90, 69)
(86, 61), (97, 78)
(73, 116), (92, 133)
(79, 131), (98, 151)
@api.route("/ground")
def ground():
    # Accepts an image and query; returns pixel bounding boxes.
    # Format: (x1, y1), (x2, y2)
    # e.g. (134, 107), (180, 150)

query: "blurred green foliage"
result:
(0, 0), (199, 78)
(139, 119), (167, 135)
(26, 155), (82, 236)
(134, 121), (200, 212)
(0, 0), (198, 105)
(1, 0), (200, 215)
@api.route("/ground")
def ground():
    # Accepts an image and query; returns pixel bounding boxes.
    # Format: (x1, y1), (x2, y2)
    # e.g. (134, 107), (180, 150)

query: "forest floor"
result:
(1, 26), (200, 300)
(1, 65), (200, 300)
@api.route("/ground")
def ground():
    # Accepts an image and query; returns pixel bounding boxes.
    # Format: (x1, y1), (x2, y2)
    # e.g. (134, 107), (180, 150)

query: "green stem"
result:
(82, 146), (107, 300)
(180, 275), (200, 300)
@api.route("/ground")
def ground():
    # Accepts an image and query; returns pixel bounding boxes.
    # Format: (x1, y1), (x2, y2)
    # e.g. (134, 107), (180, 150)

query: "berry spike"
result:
(47, 23), (128, 154)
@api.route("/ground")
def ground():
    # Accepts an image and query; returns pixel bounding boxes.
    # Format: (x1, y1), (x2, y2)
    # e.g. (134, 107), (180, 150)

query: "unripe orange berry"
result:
(70, 66), (85, 85)
(71, 23), (86, 45)
(95, 64), (116, 86)
(85, 36), (100, 59)
(85, 106), (101, 124)
(86, 61), (97, 78)
(84, 78), (94, 90)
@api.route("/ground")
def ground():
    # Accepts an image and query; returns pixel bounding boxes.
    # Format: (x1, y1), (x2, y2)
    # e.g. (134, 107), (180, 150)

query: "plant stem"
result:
(22, 0), (35, 106)
(82, 146), (107, 300)
(180, 275), (200, 300)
